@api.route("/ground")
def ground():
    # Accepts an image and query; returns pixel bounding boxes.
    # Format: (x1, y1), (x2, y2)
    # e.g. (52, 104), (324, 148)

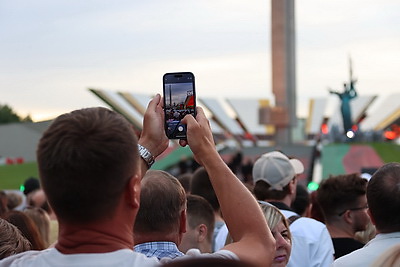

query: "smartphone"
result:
(163, 72), (196, 139)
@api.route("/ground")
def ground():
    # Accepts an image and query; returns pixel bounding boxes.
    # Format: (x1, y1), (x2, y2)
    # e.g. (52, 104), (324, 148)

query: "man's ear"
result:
(289, 178), (297, 195)
(126, 175), (141, 209)
(197, 224), (208, 243)
(343, 210), (353, 224)
(367, 208), (376, 226)
(179, 209), (187, 234)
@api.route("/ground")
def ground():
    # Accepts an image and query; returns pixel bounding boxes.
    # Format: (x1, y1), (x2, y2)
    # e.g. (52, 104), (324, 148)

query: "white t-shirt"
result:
(213, 223), (229, 252)
(280, 210), (335, 267)
(0, 248), (238, 267)
(332, 232), (400, 267)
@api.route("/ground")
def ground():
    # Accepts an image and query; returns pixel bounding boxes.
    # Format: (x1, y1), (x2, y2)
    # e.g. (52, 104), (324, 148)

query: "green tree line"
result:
(0, 104), (32, 124)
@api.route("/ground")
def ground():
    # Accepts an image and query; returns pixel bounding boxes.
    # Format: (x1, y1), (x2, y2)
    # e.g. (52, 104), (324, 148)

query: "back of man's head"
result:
(367, 162), (400, 233)
(37, 107), (138, 224)
(179, 195), (214, 253)
(252, 151), (304, 201)
(317, 173), (367, 222)
(291, 184), (310, 217)
(190, 167), (220, 212)
(134, 170), (186, 236)
(187, 195), (214, 242)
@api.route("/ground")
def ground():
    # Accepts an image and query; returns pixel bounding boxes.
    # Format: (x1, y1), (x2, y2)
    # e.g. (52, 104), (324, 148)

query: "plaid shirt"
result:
(134, 241), (184, 260)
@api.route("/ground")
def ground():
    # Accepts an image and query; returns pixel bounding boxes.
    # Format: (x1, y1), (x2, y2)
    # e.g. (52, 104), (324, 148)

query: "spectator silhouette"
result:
(0, 218), (31, 259)
(258, 202), (292, 267)
(2, 210), (46, 250)
(252, 151), (334, 267)
(23, 207), (51, 248)
(225, 201), (292, 267)
(179, 195), (214, 253)
(134, 170), (187, 259)
(6, 192), (23, 211)
(190, 167), (228, 252)
(333, 162), (400, 266)
(317, 173), (370, 259)
(26, 189), (58, 245)
(291, 184), (310, 217)
(22, 177), (40, 196)
(309, 190), (325, 223)
(0, 95), (274, 266)
(177, 173), (192, 195)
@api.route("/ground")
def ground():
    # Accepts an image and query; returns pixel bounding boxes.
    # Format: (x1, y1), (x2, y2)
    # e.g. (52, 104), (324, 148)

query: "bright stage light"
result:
(346, 130), (355, 139)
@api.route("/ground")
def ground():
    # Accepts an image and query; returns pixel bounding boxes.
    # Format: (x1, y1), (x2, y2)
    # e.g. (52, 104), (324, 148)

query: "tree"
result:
(0, 104), (32, 124)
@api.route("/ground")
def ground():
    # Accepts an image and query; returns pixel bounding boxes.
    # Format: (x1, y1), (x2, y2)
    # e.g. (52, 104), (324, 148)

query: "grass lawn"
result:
(0, 162), (39, 190)
(369, 142), (400, 163)
(321, 142), (399, 179)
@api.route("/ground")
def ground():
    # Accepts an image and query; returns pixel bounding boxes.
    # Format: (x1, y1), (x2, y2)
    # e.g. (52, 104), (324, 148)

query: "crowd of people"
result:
(165, 108), (193, 123)
(0, 94), (399, 267)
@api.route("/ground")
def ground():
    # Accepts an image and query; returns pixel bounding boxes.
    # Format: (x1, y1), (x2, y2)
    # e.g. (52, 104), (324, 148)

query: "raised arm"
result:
(181, 107), (275, 267)
(138, 94), (169, 176)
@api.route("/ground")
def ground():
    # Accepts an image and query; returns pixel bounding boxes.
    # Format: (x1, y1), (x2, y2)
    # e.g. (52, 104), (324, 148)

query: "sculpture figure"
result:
(329, 58), (358, 133)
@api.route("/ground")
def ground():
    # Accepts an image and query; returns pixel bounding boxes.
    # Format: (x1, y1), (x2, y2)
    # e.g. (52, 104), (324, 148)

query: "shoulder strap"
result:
(287, 215), (301, 225)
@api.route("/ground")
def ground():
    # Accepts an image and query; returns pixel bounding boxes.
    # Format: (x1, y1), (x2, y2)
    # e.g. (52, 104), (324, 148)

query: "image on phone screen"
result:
(163, 72), (196, 139)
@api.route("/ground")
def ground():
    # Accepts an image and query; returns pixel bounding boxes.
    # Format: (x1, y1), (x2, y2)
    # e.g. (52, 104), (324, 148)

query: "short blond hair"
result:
(259, 201), (292, 242)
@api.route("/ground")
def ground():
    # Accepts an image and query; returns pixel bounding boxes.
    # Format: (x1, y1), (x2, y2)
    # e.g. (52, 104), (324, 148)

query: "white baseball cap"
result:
(252, 151), (304, 191)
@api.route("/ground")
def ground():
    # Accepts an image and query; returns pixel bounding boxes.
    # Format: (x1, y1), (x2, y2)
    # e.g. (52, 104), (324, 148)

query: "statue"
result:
(329, 58), (358, 133)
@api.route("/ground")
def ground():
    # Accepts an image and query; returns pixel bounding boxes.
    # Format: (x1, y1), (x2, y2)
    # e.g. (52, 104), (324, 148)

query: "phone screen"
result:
(163, 72), (196, 139)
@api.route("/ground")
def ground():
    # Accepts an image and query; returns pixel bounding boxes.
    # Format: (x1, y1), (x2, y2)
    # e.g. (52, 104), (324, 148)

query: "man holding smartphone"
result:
(0, 94), (274, 267)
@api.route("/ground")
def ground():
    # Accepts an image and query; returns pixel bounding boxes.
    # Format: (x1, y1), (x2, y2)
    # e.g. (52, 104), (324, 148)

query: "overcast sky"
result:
(1, 0), (399, 121)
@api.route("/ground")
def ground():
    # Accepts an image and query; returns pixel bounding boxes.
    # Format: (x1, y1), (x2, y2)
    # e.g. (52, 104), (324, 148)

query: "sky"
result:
(1, 0), (399, 121)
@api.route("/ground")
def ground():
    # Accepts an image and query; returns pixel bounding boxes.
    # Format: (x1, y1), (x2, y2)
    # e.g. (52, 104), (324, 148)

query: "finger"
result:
(159, 96), (164, 109)
(181, 113), (197, 125)
(147, 94), (161, 111)
(179, 139), (188, 147)
(195, 107), (207, 123)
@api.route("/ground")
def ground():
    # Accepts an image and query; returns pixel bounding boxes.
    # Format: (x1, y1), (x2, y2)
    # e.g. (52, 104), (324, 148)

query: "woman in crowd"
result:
(24, 206), (51, 248)
(2, 210), (46, 250)
(259, 201), (292, 267)
(226, 201), (292, 266)
(0, 218), (31, 259)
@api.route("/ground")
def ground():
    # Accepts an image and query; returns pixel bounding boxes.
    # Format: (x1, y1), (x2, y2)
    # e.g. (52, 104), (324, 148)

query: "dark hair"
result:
(134, 170), (186, 234)
(23, 177), (40, 196)
(37, 107), (138, 224)
(291, 183), (310, 216)
(0, 218), (31, 259)
(253, 180), (291, 201)
(0, 191), (8, 217)
(186, 195), (215, 242)
(309, 190), (325, 223)
(190, 167), (219, 211)
(2, 210), (46, 250)
(177, 173), (192, 194)
(317, 173), (367, 221)
(367, 162), (400, 233)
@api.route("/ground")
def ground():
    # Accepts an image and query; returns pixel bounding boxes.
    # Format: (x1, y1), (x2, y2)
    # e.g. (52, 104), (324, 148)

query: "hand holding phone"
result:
(163, 72), (196, 139)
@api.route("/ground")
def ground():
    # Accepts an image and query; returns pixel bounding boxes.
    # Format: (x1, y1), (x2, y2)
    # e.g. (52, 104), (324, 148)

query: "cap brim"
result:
(290, 159), (304, 174)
